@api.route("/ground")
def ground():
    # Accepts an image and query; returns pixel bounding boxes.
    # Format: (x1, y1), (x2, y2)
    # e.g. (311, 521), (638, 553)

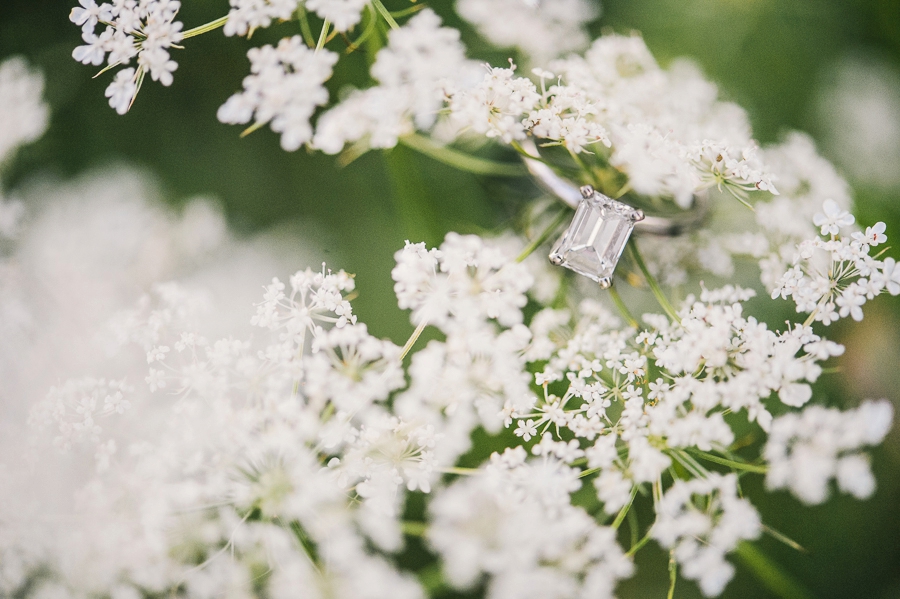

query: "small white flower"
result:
(104, 67), (136, 115)
(813, 199), (855, 236)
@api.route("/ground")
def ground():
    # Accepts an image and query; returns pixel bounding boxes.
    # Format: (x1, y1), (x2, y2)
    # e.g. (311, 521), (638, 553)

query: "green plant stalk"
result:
(315, 19), (331, 51)
(687, 448), (768, 474)
(400, 134), (526, 177)
(627, 240), (680, 322)
(370, 0), (401, 29)
(296, 5), (316, 47)
(735, 542), (816, 599)
(516, 208), (570, 263)
(667, 550), (678, 599)
(609, 285), (639, 329)
(611, 487), (638, 529)
(626, 528), (653, 557)
(399, 318), (429, 361)
(401, 521), (427, 537)
(182, 15), (229, 39)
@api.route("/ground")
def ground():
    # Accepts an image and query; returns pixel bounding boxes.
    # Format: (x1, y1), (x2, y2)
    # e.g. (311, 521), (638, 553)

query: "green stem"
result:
(439, 466), (479, 476)
(296, 5), (316, 47)
(628, 240), (680, 323)
(626, 528), (653, 557)
(389, 4), (426, 18)
(517, 208), (570, 262)
(609, 286), (639, 329)
(400, 319), (428, 361)
(400, 134), (526, 177)
(735, 543), (816, 599)
(627, 505), (639, 548)
(182, 15), (229, 39)
(579, 466), (601, 479)
(315, 19), (331, 52)
(345, 4), (379, 53)
(611, 487), (638, 529)
(401, 521), (428, 537)
(687, 449), (768, 474)
(371, 0), (401, 29)
(669, 449), (708, 479)
(667, 550), (678, 599)
(762, 524), (807, 553)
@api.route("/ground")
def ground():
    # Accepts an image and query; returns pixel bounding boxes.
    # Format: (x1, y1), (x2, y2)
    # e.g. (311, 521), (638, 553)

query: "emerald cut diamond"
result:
(549, 186), (645, 289)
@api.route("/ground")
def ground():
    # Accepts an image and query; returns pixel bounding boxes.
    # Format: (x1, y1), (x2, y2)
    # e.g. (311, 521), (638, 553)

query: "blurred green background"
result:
(2, 0), (899, 597)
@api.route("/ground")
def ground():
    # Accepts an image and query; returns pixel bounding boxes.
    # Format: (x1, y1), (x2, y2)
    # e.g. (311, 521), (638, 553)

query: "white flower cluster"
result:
(224, 0), (369, 37)
(765, 400), (893, 504)
(218, 37), (338, 151)
(770, 200), (899, 325)
(2, 223), (895, 599)
(429, 447), (634, 599)
(455, 0), (600, 64)
(447, 35), (776, 207)
(392, 234), (535, 463)
(0, 57), (48, 168)
(314, 9), (478, 154)
(28, 377), (133, 453)
(70, 0), (184, 113)
(652, 473), (761, 597)
(0, 57), (48, 242)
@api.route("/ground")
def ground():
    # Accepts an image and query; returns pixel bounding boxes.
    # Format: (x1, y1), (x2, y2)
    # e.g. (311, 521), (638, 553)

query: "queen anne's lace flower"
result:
(428, 449), (634, 599)
(218, 37), (338, 151)
(765, 400), (893, 504)
(455, 0), (599, 64)
(771, 200), (897, 324)
(69, 0), (184, 111)
(652, 474), (761, 597)
(314, 10), (478, 154)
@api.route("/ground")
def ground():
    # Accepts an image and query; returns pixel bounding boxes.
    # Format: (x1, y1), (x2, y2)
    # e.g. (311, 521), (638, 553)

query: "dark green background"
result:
(2, 1), (899, 597)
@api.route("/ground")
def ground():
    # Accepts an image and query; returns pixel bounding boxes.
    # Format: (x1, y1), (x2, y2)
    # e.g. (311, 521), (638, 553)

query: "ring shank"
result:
(519, 138), (708, 236)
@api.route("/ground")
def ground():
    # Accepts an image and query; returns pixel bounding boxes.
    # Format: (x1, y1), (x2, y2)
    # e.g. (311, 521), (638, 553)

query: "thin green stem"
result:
(687, 449), (768, 474)
(296, 5), (316, 47)
(579, 466), (601, 479)
(628, 240), (680, 322)
(669, 449), (708, 479)
(315, 19), (331, 52)
(627, 505), (639, 548)
(517, 208), (570, 262)
(401, 521), (428, 537)
(611, 487), (638, 529)
(667, 550), (678, 599)
(735, 543), (816, 599)
(802, 307), (819, 328)
(439, 466), (479, 476)
(371, 0), (401, 29)
(608, 285), (639, 329)
(182, 15), (229, 39)
(613, 181), (633, 199)
(400, 319), (428, 361)
(762, 524), (807, 553)
(389, 4), (426, 18)
(345, 4), (379, 53)
(400, 134), (526, 177)
(626, 528), (653, 557)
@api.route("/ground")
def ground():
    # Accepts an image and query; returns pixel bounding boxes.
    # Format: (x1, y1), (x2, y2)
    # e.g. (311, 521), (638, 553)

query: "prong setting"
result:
(579, 185), (595, 199)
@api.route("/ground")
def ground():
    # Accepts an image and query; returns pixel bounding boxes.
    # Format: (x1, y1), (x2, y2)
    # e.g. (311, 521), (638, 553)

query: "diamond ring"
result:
(519, 139), (709, 288)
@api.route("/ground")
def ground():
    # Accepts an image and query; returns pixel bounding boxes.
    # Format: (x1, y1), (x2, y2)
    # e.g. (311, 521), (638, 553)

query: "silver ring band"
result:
(519, 138), (709, 236)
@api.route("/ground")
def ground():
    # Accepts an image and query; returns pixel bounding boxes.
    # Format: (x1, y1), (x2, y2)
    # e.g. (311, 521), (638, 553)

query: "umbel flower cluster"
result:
(0, 0), (893, 597)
